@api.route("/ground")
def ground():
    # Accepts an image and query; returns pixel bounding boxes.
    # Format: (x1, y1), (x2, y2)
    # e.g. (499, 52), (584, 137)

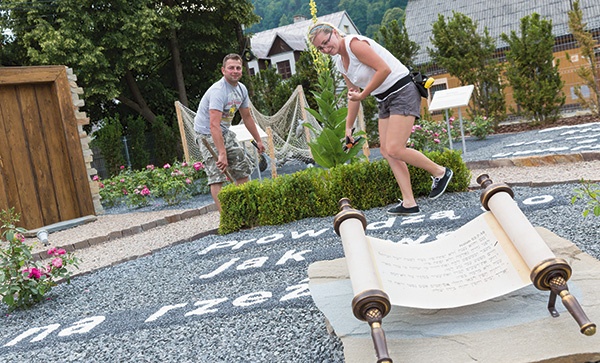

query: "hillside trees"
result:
(501, 13), (565, 123)
(429, 11), (506, 124)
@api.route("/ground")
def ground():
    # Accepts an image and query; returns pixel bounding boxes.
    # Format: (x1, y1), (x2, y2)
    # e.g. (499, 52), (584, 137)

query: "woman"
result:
(308, 22), (453, 215)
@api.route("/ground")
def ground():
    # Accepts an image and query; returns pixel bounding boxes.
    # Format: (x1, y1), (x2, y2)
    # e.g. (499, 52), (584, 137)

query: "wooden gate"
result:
(0, 66), (95, 230)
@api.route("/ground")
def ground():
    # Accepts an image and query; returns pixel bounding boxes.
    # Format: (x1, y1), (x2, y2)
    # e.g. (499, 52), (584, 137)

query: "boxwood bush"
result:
(218, 149), (470, 234)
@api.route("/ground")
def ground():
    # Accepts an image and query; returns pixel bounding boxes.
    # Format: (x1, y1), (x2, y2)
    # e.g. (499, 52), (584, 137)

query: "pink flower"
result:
(92, 175), (99, 181)
(15, 233), (25, 243)
(24, 267), (42, 279)
(47, 247), (57, 255)
(140, 187), (151, 196)
(193, 162), (204, 171)
(99, 182), (105, 188)
(163, 163), (171, 169)
(434, 139), (441, 144)
(56, 248), (66, 255)
(120, 179), (125, 183)
(51, 258), (63, 269)
(146, 164), (155, 170)
(120, 165), (125, 170)
(122, 189), (128, 195)
(182, 162), (188, 167)
(185, 178), (192, 184)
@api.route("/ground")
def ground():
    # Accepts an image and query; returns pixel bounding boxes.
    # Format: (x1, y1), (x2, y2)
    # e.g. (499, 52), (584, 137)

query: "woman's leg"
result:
(379, 117), (418, 208)
(384, 114), (446, 178)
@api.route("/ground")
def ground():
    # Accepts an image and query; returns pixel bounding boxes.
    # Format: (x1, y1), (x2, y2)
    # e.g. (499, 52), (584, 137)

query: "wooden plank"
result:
(19, 84), (61, 225)
(0, 86), (44, 229)
(53, 68), (95, 216)
(0, 87), (18, 213)
(0, 66), (62, 85)
(36, 84), (81, 222)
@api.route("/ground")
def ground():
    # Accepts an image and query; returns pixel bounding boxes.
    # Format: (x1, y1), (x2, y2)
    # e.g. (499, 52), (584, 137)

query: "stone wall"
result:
(66, 67), (104, 215)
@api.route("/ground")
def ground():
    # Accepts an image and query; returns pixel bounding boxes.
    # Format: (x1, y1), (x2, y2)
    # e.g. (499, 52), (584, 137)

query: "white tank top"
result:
(333, 34), (409, 95)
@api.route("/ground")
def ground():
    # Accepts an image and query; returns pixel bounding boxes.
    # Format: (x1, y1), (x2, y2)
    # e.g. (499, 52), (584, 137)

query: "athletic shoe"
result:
(429, 167), (453, 199)
(386, 201), (420, 216)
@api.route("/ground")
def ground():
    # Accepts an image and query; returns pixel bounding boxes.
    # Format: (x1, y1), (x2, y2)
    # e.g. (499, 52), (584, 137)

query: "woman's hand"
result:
(347, 89), (364, 102)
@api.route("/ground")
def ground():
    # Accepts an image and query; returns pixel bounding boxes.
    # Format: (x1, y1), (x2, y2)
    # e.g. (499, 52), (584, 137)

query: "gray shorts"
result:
(195, 131), (253, 185)
(378, 81), (421, 119)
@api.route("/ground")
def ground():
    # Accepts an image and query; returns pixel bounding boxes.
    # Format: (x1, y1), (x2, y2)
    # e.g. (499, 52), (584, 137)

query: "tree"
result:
(567, 0), (600, 116)
(429, 12), (506, 123)
(376, 9), (419, 71)
(501, 13), (565, 124)
(0, 0), (259, 126)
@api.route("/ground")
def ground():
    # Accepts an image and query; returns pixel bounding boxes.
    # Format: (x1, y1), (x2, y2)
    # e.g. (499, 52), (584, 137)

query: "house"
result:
(246, 11), (360, 79)
(403, 0), (600, 112)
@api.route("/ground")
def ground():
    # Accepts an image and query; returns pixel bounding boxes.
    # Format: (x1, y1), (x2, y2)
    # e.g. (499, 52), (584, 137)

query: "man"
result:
(194, 53), (266, 212)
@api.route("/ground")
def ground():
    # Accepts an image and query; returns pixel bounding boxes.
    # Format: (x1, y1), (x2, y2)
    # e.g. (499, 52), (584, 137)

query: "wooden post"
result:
(357, 103), (370, 161)
(266, 126), (278, 179)
(296, 85), (314, 158)
(174, 101), (191, 164)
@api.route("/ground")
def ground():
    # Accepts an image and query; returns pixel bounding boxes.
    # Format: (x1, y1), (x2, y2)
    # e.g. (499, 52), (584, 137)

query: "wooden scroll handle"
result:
(478, 174), (596, 336)
(335, 199), (393, 362)
(532, 260), (597, 336)
(200, 138), (236, 183)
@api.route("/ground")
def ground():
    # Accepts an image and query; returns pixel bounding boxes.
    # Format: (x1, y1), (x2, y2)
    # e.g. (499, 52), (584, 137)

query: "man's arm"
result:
(209, 109), (229, 170)
(239, 107), (265, 153)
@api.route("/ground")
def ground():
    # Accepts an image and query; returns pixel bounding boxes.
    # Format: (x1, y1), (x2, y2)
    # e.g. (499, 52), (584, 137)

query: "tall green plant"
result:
(303, 74), (366, 168)
(567, 0), (600, 116)
(501, 13), (565, 124)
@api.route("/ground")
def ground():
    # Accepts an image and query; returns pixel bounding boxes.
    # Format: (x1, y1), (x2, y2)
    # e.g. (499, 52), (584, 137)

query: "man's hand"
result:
(217, 152), (228, 171)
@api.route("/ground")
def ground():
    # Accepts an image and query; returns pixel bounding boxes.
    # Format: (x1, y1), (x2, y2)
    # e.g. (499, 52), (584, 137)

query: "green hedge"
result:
(218, 149), (470, 234)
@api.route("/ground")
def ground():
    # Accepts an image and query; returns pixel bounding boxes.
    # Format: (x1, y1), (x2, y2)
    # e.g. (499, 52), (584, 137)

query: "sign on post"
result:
(428, 85), (474, 154)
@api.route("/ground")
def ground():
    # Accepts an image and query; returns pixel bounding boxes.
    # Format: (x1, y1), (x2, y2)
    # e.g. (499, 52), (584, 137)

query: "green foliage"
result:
(91, 115), (126, 177)
(567, 0), (600, 116)
(95, 161), (208, 209)
(377, 13), (419, 71)
(501, 13), (565, 124)
(248, 65), (295, 115)
(304, 74), (366, 168)
(429, 11), (506, 121)
(465, 115), (494, 140)
(125, 115), (150, 170)
(1, 208), (79, 311)
(218, 149), (469, 234)
(571, 181), (600, 218)
(151, 115), (181, 167)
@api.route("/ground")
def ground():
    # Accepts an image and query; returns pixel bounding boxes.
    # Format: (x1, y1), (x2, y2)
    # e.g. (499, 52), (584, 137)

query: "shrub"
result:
(218, 149), (470, 234)
(95, 160), (209, 209)
(465, 115), (494, 140)
(0, 209), (79, 311)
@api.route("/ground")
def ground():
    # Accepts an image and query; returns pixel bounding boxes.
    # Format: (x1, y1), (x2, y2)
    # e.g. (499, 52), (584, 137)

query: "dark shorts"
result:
(195, 131), (252, 185)
(378, 82), (421, 120)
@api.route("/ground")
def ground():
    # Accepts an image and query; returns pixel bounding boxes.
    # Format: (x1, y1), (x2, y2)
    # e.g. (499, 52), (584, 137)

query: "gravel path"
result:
(2, 122), (599, 362)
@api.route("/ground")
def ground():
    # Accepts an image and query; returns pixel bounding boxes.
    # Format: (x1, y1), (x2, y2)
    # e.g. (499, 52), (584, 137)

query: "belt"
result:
(373, 74), (412, 101)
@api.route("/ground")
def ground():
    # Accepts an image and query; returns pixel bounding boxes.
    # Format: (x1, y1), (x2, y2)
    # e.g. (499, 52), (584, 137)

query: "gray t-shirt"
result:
(194, 77), (249, 135)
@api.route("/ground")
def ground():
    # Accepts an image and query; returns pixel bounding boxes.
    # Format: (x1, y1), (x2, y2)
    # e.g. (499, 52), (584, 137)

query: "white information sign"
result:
(428, 85), (474, 154)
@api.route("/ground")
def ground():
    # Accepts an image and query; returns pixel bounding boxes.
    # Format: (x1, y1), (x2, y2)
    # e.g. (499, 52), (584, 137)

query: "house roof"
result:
(404, 0), (600, 64)
(249, 11), (356, 59)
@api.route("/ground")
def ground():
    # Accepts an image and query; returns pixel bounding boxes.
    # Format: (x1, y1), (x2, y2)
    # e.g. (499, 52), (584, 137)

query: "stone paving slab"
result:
(308, 227), (600, 363)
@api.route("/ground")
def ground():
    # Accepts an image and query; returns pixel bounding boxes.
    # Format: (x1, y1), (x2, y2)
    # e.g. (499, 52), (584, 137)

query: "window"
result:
(276, 60), (292, 79)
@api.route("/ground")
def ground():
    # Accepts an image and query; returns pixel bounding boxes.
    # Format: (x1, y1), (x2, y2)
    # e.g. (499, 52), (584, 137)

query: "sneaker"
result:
(429, 167), (453, 199)
(387, 201), (420, 216)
